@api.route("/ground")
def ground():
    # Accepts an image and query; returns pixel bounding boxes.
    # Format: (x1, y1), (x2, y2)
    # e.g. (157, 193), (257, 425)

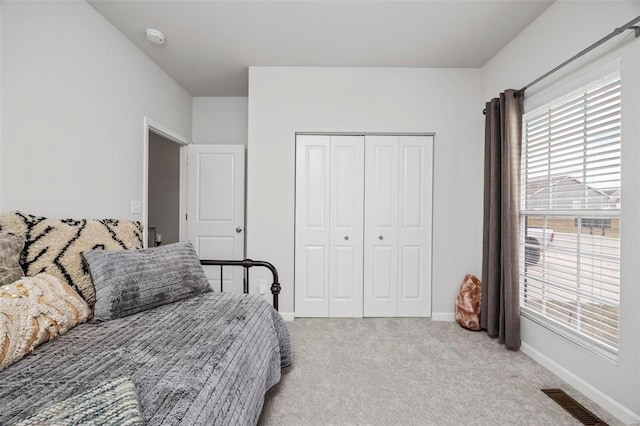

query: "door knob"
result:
(344, 236), (349, 240)
(236, 227), (243, 233)
(378, 235), (384, 240)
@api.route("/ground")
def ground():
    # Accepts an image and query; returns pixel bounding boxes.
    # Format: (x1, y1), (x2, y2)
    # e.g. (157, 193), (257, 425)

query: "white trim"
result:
(521, 342), (640, 425)
(179, 147), (188, 243)
(279, 312), (295, 322)
(143, 117), (190, 248)
(431, 312), (455, 322)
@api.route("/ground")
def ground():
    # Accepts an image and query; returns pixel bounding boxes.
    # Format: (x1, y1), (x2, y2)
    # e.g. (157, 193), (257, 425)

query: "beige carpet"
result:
(259, 318), (621, 426)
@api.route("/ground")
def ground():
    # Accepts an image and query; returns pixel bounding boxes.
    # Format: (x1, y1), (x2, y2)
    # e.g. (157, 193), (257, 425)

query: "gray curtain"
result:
(481, 89), (523, 350)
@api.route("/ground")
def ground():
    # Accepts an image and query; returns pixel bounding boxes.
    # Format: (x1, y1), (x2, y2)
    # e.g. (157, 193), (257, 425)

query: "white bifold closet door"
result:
(295, 134), (432, 318)
(295, 135), (364, 317)
(364, 135), (433, 317)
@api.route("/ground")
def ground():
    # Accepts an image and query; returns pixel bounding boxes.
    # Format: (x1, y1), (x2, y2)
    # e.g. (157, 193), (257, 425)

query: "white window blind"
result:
(520, 71), (621, 355)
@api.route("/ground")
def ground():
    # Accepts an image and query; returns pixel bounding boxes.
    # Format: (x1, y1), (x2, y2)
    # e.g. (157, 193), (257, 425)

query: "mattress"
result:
(0, 292), (292, 425)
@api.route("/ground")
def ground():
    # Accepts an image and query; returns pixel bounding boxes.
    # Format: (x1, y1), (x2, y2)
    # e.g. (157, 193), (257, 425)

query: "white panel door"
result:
(187, 145), (245, 292)
(397, 136), (433, 317)
(364, 136), (399, 317)
(295, 136), (331, 317)
(329, 136), (364, 317)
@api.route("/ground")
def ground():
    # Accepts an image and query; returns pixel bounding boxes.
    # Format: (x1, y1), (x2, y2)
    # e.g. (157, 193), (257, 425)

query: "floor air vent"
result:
(541, 389), (609, 426)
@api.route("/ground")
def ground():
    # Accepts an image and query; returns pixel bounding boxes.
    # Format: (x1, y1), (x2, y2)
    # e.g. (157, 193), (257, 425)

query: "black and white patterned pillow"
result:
(0, 211), (143, 307)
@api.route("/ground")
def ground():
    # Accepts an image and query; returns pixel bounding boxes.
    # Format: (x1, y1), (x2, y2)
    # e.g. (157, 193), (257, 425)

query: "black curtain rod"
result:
(482, 15), (640, 115)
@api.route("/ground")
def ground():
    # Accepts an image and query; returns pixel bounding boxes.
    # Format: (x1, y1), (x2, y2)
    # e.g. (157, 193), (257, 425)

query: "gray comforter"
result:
(0, 292), (292, 425)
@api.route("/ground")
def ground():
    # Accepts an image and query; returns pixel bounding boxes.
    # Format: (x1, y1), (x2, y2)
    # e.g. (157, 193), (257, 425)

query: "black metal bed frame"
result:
(199, 259), (281, 311)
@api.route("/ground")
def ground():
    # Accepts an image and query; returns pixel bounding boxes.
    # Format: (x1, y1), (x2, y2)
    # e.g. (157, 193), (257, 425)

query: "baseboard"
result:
(279, 312), (295, 322)
(431, 312), (455, 322)
(521, 342), (640, 425)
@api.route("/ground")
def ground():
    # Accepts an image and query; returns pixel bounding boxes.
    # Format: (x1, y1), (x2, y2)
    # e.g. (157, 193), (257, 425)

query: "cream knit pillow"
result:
(0, 273), (91, 371)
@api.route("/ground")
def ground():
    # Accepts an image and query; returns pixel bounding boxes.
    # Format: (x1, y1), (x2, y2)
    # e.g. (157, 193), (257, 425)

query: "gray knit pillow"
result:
(16, 377), (144, 426)
(0, 232), (24, 286)
(83, 241), (211, 321)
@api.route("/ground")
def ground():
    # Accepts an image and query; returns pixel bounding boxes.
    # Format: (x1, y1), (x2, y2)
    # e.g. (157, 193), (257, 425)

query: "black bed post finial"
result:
(270, 282), (281, 311)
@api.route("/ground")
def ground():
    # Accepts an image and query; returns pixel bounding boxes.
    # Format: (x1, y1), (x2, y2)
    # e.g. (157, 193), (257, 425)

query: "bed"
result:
(0, 211), (291, 424)
(0, 289), (291, 425)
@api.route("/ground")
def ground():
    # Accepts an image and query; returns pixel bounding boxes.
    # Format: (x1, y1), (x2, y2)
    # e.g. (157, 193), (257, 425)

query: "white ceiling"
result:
(89, 0), (553, 96)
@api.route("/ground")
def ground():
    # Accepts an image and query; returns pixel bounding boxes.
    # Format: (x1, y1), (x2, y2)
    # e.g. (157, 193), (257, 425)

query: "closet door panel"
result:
(295, 136), (331, 317)
(364, 136), (399, 317)
(373, 246), (394, 298)
(397, 136), (433, 317)
(329, 136), (364, 317)
(400, 245), (422, 299)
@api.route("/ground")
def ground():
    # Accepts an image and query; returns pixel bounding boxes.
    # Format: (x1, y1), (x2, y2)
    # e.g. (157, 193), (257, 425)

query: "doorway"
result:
(143, 118), (188, 249)
(148, 132), (181, 247)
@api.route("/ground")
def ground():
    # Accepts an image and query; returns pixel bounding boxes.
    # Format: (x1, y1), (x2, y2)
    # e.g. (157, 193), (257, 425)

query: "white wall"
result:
(192, 97), (247, 145)
(482, 2), (640, 422)
(247, 67), (483, 318)
(1, 1), (192, 220)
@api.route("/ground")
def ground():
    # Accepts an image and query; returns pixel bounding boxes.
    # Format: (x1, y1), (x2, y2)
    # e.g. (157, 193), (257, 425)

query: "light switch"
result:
(259, 279), (267, 295)
(131, 201), (142, 214)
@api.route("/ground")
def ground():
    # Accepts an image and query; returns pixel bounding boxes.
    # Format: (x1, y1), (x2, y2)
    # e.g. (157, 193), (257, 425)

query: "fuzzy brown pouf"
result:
(455, 274), (482, 331)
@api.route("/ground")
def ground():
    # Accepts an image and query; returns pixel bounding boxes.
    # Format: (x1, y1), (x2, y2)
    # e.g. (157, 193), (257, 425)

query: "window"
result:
(520, 72), (621, 356)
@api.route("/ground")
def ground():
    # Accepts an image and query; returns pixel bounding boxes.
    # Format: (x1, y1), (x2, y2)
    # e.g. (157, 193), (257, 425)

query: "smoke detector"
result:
(145, 28), (165, 45)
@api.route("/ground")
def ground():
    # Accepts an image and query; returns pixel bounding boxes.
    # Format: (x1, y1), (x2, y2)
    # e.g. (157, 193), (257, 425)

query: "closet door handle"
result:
(236, 227), (243, 233)
(378, 235), (384, 240)
(344, 236), (349, 240)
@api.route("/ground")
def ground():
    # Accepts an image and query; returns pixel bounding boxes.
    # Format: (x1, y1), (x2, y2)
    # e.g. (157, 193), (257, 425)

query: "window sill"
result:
(520, 307), (618, 365)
